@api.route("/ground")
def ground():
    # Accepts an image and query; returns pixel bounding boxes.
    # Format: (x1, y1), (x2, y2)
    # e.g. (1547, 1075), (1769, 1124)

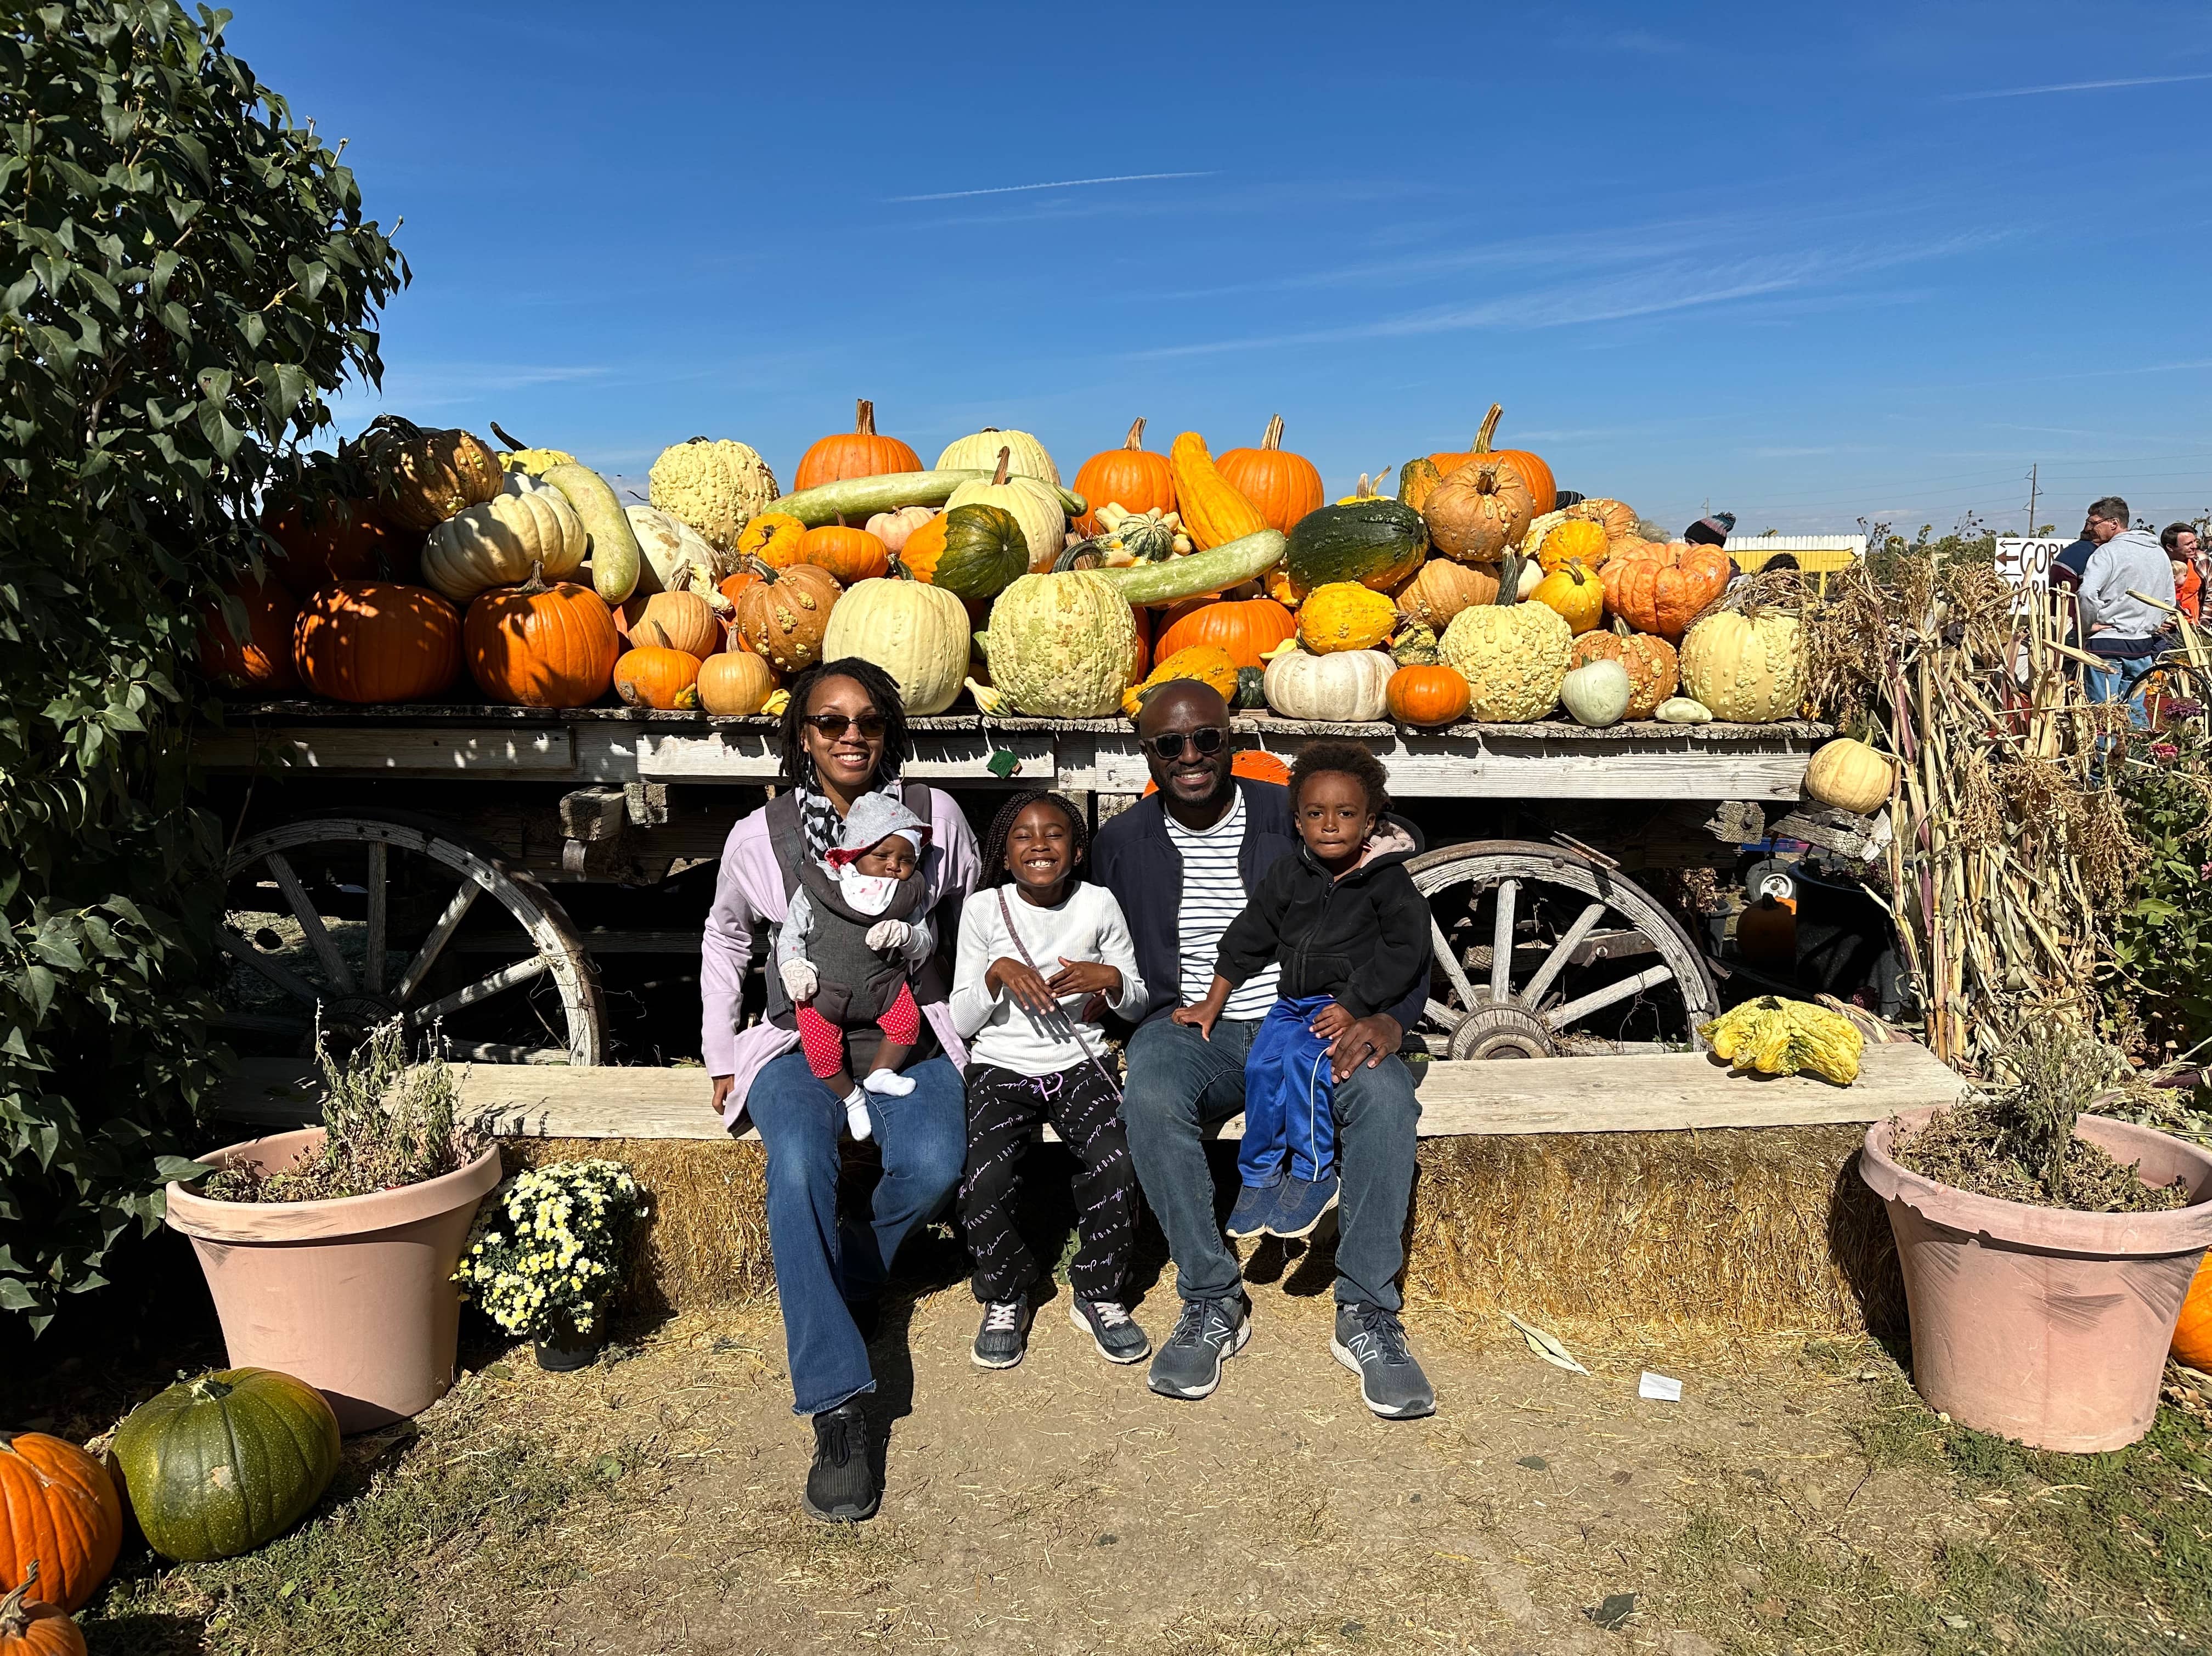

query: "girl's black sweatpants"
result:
(958, 1061), (1136, 1305)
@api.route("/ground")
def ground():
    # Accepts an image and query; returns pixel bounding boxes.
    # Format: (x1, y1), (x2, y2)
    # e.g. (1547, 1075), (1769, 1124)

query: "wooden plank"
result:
(214, 1041), (1960, 1144)
(585, 727), (1058, 785)
(199, 727), (575, 774)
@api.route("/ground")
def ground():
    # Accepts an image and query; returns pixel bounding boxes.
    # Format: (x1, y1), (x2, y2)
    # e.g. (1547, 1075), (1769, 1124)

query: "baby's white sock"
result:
(863, 1067), (916, 1097)
(840, 1086), (873, 1141)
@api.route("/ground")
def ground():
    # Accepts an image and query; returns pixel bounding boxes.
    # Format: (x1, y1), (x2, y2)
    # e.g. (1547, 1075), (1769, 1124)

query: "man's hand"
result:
(1326, 1013), (1402, 1081)
(1307, 1001), (1355, 1039)
(710, 1074), (735, 1115)
(778, 959), (819, 1002)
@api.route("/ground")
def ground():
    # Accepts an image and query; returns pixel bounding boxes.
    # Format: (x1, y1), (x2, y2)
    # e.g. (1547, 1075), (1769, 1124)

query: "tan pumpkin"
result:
(613, 647), (702, 711)
(1569, 628), (1679, 720)
(1392, 558), (1499, 631)
(357, 417), (504, 530)
(1425, 403), (1556, 516)
(1529, 560), (1604, 635)
(1167, 431), (1270, 551)
(628, 590), (722, 658)
(1804, 736), (1895, 815)
(820, 572), (970, 715)
(1535, 518), (1611, 575)
(696, 650), (777, 715)
(1422, 458), (1534, 564)
(729, 558), (842, 673)
(798, 524), (890, 584)
(1679, 610), (1804, 723)
(1297, 583), (1398, 654)
(944, 448), (1066, 575)
(1565, 498), (1638, 544)
(419, 487), (587, 603)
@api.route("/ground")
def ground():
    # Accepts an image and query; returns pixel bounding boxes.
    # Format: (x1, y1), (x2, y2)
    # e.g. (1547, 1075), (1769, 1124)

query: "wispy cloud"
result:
(885, 171), (1214, 204)
(1586, 29), (1685, 54)
(1948, 71), (2212, 101)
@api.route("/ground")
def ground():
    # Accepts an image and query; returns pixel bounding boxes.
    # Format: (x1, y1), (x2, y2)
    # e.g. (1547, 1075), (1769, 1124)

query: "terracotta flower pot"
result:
(1861, 1107), (2212, 1452)
(165, 1128), (501, 1433)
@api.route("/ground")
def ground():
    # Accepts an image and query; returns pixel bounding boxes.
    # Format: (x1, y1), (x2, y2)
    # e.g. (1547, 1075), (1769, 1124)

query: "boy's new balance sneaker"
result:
(1269, 1172), (1340, 1240)
(1070, 1297), (1152, 1364)
(1224, 1180), (1279, 1239)
(970, 1298), (1034, 1369)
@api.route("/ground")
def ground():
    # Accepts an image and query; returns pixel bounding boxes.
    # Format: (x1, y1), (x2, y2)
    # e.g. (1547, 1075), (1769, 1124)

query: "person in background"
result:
(2162, 523), (2203, 622)
(2076, 495), (2175, 720)
(2047, 513), (2097, 596)
(1683, 511), (1736, 547)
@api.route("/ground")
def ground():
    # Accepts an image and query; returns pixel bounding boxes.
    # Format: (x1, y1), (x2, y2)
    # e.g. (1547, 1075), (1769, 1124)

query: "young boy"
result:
(1173, 741), (1430, 1240)
(776, 792), (936, 1140)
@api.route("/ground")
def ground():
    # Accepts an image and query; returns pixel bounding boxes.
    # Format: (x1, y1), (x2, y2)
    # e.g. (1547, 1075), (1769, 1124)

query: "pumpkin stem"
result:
(0, 1561), (37, 1634)
(990, 447), (1011, 487)
(887, 551), (915, 582)
(854, 398), (876, 437)
(516, 561), (551, 597)
(1496, 551), (1525, 605)
(1471, 403), (1503, 455)
(745, 555), (778, 585)
(490, 420), (531, 453)
(1123, 416), (1147, 451)
(1260, 414), (1285, 453)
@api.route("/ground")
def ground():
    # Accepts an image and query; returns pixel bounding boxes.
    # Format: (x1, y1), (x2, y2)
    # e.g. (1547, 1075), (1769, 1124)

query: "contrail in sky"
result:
(1950, 71), (2212, 100)
(887, 171), (1214, 203)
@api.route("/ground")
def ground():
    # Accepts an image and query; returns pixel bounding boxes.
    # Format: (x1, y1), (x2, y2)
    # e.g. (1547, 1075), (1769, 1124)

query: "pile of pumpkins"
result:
(198, 398), (1805, 730)
(0, 1367), (345, 1647)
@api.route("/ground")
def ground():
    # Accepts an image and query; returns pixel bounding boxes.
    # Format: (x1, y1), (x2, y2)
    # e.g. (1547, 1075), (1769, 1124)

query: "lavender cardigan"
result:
(699, 787), (981, 1128)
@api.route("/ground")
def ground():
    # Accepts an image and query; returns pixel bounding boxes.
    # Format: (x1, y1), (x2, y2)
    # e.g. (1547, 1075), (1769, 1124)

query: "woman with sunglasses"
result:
(701, 658), (980, 1526)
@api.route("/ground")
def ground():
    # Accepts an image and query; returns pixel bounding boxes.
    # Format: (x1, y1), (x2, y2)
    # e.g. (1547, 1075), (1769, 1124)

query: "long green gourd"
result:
(768, 470), (1086, 527)
(1076, 529), (1286, 606)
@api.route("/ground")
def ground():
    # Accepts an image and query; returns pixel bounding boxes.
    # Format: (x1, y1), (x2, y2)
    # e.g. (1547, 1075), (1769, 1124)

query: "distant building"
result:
(1724, 534), (1866, 575)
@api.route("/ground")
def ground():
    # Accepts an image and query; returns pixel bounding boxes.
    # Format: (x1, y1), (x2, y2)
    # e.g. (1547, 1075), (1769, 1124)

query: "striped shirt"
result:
(1165, 789), (1281, 1019)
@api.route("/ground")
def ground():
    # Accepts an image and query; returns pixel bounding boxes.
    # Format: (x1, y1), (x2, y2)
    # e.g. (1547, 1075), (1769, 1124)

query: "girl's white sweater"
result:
(950, 882), (1146, 1077)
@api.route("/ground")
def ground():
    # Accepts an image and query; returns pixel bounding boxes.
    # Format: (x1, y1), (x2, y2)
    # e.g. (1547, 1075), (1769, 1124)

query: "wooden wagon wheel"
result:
(217, 815), (605, 1065)
(1408, 839), (1716, 1059)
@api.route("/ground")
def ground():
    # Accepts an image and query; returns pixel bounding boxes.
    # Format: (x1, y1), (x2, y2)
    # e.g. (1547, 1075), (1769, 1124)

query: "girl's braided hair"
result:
(1290, 738), (1392, 815)
(979, 789), (1089, 889)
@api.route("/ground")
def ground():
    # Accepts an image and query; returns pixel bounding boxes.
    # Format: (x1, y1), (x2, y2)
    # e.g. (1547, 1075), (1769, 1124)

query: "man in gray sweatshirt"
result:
(2077, 494), (2174, 720)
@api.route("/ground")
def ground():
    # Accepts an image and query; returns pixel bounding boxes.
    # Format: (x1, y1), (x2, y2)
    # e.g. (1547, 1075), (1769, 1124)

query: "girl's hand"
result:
(985, 956), (1058, 1015)
(1046, 959), (1121, 1001)
(1308, 1001), (1355, 1039)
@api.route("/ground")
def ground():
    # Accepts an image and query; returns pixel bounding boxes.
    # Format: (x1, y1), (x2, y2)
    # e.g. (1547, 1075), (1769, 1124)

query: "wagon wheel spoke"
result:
(217, 926), (322, 1005)
(1545, 962), (1676, 1028)
(1427, 916), (1479, 1013)
(1488, 878), (1518, 1004)
(265, 851), (356, 996)
(405, 954), (550, 1026)
(363, 840), (389, 996)
(393, 881), (481, 1006)
(1522, 901), (1607, 1008)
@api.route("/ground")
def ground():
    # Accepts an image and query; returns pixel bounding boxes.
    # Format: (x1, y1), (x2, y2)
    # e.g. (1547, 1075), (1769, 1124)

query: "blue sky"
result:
(232, 2), (2211, 536)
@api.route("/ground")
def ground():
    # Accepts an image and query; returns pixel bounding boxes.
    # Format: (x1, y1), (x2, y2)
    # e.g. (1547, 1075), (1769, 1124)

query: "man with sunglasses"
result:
(1093, 682), (1435, 1418)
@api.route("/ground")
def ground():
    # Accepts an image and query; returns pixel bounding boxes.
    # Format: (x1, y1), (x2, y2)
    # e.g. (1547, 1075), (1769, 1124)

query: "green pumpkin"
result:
(1284, 500), (1429, 594)
(112, 1369), (341, 1562)
(927, 503), (1029, 601)
(1234, 665), (1267, 709)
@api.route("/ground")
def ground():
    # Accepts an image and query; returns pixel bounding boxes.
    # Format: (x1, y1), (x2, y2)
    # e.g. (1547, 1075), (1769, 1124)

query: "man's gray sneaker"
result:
(972, 1298), (1034, 1369)
(1147, 1294), (1251, 1399)
(1070, 1297), (1152, 1364)
(1330, 1301), (1436, 1419)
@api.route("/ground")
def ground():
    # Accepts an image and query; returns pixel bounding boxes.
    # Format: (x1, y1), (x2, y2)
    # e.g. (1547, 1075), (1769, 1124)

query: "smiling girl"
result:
(950, 790), (1149, 1371)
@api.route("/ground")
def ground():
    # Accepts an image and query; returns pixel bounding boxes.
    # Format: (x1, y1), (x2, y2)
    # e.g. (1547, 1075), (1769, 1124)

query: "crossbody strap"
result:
(994, 886), (1123, 1100)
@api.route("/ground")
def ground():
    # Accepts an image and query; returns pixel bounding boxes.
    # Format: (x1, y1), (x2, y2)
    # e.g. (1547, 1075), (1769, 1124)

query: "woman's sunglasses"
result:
(1146, 726), (1227, 761)
(803, 713), (888, 741)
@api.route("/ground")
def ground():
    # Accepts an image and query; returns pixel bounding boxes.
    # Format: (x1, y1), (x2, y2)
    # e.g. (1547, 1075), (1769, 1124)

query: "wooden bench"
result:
(213, 1041), (1963, 1144)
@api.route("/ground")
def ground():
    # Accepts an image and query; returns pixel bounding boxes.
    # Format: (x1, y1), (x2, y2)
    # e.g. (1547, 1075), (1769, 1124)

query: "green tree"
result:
(0, 2), (405, 1327)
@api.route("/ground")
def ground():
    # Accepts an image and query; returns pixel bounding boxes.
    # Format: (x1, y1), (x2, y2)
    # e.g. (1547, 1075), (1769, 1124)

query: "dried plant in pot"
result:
(164, 1024), (500, 1431)
(1859, 1024), (2212, 1451)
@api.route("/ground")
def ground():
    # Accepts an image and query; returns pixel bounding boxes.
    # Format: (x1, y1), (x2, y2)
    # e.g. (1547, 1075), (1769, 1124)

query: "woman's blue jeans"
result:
(745, 1049), (966, 1415)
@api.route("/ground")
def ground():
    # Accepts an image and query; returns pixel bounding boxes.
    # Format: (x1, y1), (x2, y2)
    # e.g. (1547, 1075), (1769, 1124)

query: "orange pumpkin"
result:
(0, 1435), (122, 1614)
(628, 590), (721, 658)
(613, 646), (702, 710)
(792, 397), (922, 491)
(1530, 560), (1605, 635)
(733, 512), (807, 570)
(1128, 603), (1154, 687)
(0, 1565), (85, 1656)
(729, 558), (841, 674)
(293, 581), (460, 704)
(1427, 403), (1555, 515)
(1566, 497), (1638, 544)
(1600, 542), (1731, 638)
(716, 567), (759, 608)
(1072, 417), (1177, 534)
(1392, 559), (1498, 631)
(1144, 750), (1290, 796)
(2173, 1256), (2212, 1369)
(1736, 895), (1797, 969)
(1536, 518), (1612, 574)
(261, 495), (420, 595)
(465, 572), (620, 708)
(197, 576), (301, 693)
(1570, 628), (1679, 720)
(798, 524), (890, 584)
(1216, 415), (1324, 534)
(696, 650), (776, 715)
(1386, 664), (1471, 727)
(1155, 596), (1297, 670)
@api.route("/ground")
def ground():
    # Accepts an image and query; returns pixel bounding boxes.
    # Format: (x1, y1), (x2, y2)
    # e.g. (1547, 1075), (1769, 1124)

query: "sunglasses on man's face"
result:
(1146, 726), (1227, 761)
(803, 712), (888, 741)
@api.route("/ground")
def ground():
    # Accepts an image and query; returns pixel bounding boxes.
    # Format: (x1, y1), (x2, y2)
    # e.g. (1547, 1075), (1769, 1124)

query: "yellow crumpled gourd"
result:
(1699, 995), (1863, 1085)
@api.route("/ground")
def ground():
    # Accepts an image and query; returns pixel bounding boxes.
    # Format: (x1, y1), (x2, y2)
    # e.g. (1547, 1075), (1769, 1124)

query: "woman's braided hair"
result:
(979, 789), (1089, 889)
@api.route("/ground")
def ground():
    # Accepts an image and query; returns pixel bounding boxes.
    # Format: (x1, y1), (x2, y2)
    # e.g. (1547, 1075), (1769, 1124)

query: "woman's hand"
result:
(710, 1075), (735, 1115)
(1307, 1001), (1355, 1039)
(986, 956), (1059, 1015)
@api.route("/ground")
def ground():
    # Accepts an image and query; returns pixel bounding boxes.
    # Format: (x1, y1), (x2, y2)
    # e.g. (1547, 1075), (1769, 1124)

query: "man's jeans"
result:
(2085, 650), (2158, 727)
(1124, 1015), (1421, 1311)
(747, 1049), (964, 1416)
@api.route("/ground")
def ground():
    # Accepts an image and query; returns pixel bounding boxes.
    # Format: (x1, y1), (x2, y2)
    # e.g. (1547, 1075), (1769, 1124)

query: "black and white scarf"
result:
(797, 765), (905, 864)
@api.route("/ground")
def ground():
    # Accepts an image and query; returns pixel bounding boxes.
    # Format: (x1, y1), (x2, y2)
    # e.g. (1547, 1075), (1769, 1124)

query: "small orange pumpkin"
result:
(1530, 560), (1605, 635)
(792, 397), (922, 491)
(1216, 414), (1324, 534)
(798, 524), (890, 584)
(894, 511), (952, 585)
(1154, 596), (1297, 670)
(696, 650), (776, 715)
(1071, 417), (1177, 534)
(197, 576), (301, 693)
(613, 646), (702, 710)
(0, 1435), (122, 1614)
(1386, 664), (1471, 727)
(2173, 1256), (2212, 1370)
(1537, 518), (1612, 574)
(733, 512), (807, 570)
(0, 1564), (86, 1656)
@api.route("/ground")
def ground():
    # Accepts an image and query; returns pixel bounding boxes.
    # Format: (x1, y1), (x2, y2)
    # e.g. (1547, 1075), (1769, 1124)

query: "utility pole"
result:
(2024, 462), (2038, 535)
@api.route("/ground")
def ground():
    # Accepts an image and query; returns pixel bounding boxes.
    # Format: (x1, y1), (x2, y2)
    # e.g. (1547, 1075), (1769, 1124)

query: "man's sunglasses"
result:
(1146, 726), (1227, 761)
(803, 713), (888, 741)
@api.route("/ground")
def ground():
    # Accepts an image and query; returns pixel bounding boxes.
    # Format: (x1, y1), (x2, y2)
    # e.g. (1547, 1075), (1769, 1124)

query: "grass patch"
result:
(82, 1421), (639, 1655)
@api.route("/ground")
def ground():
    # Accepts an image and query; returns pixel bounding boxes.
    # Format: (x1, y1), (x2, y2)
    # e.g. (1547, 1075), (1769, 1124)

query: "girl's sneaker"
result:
(1224, 1180), (1279, 1239)
(1070, 1297), (1152, 1364)
(971, 1299), (1034, 1369)
(1271, 1173), (1341, 1240)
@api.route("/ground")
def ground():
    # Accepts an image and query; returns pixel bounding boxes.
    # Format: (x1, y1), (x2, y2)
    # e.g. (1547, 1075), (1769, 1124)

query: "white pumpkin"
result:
(865, 505), (938, 556)
(936, 426), (1060, 487)
(822, 576), (970, 716)
(421, 487), (586, 603)
(624, 503), (723, 596)
(1654, 696), (1713, 725)
(945, 450), (1066, 576)
(1263, 648), (1394, 722)
(1560, 658), (1632, 728)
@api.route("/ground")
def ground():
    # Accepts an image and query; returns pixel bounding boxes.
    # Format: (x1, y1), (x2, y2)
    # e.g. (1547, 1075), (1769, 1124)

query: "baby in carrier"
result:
(775, 792), (936, 1141)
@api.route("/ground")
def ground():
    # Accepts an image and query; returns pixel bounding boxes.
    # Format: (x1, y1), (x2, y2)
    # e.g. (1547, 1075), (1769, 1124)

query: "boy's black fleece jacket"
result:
(1091, 779), (1430, 1036)
(1212, 810), (1431, 1018)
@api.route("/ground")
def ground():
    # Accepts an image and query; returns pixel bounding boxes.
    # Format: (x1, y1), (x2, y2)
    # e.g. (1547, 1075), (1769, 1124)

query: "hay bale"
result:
(1403, 1124), (1903, 1341)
